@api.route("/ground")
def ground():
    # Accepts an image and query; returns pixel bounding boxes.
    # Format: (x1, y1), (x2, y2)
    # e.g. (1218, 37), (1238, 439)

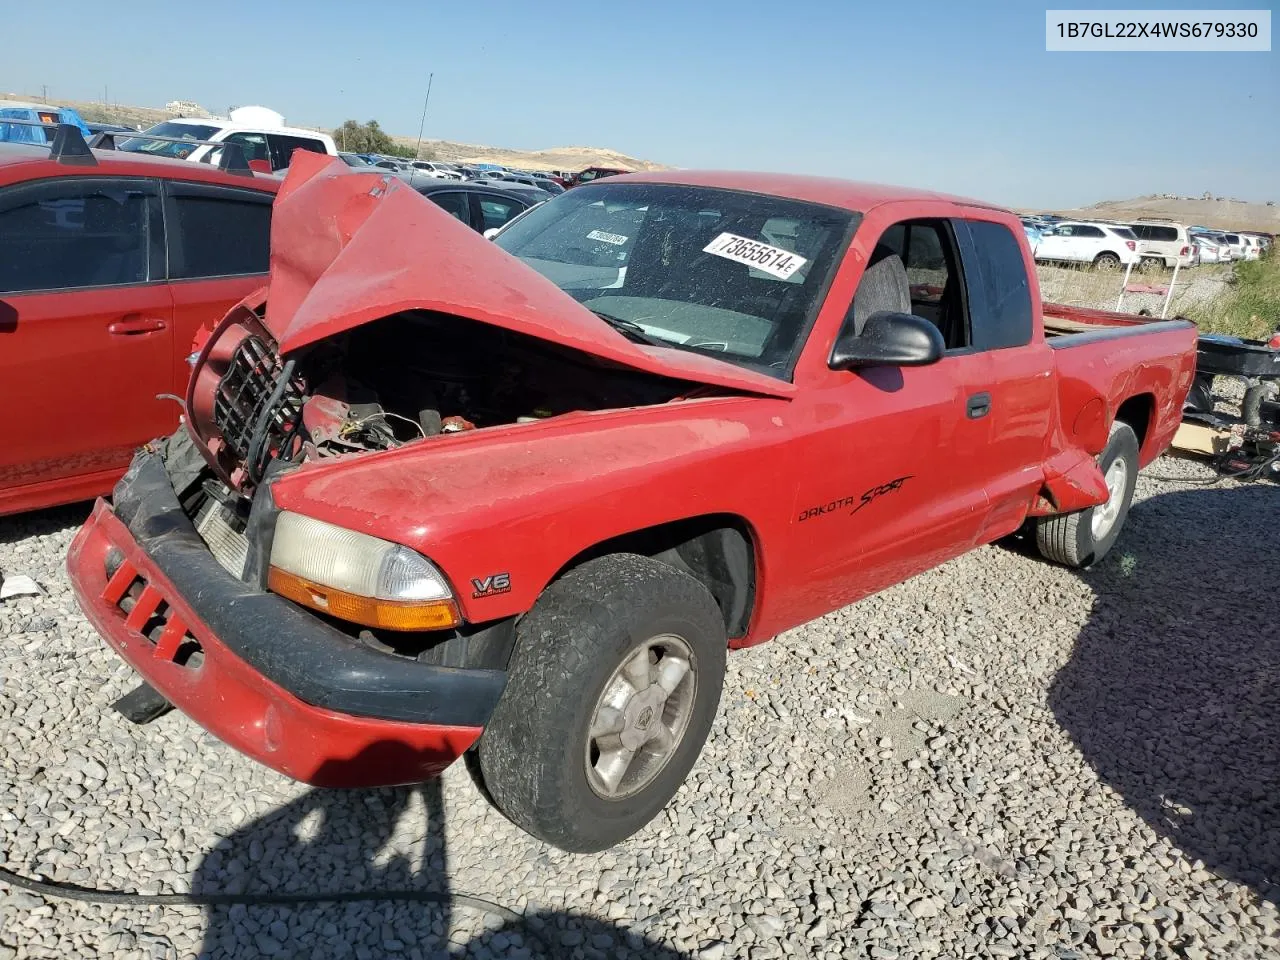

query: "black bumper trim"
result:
(112, 452), (507, 727)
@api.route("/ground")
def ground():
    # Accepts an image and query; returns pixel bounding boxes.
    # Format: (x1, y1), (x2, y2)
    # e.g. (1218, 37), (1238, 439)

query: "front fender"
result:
(268, 398), (792, 623)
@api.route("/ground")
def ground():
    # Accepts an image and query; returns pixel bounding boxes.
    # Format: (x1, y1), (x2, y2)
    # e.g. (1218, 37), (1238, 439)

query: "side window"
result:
(266, 135), (327, 171)
(1077, 226), (1104, 238)
(166, 185), (272, 279)
(1056, 225), (1074, 237)
(856, 219), (968, 350)
(428, 191), (471, 227)
(216, 133), (270, 166)
(475, 194), (525, 232)
(0, 178), (155, 293)
(959, 220), (1033, 351)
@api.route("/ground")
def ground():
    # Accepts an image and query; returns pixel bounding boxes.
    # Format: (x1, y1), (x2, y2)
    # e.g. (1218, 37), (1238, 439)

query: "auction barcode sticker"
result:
(703, 233), (807, 280)
(587, 229), (629, 245)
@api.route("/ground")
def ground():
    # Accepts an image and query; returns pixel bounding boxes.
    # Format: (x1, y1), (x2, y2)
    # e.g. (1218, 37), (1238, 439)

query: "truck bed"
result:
(1042, 301), (1155, 336)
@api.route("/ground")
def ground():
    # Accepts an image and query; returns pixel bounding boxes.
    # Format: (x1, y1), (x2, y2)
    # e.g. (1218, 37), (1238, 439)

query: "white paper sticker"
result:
(703, 232), (807, 280)
(587, 229), (629, 245)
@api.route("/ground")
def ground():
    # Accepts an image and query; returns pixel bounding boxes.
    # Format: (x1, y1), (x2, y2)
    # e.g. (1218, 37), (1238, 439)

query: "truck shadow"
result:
(0, 501), (92, 546)
(1051, 484), (1280, 905)
(192, 743), (692, 959)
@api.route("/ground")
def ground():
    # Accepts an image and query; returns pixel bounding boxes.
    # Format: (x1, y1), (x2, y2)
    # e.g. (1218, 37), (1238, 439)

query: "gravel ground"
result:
(2, 454), (1278, 960)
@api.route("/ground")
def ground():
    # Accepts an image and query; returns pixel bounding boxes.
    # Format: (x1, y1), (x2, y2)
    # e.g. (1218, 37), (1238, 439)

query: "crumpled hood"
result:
(263, 152), (793, 399)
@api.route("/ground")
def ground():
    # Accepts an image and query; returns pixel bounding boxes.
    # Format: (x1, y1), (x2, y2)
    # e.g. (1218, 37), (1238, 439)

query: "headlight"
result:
(267, 511), (460, 631)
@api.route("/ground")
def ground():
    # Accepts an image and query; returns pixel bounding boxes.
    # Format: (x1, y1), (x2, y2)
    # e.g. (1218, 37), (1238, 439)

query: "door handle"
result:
(108, 316), (167, 335)
(966, 392), (992, 419)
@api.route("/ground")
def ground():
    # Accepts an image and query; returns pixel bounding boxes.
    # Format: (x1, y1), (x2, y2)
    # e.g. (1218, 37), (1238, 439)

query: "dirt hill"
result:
(1050, 195), (1279, 234)
(1, 93), (664, 173)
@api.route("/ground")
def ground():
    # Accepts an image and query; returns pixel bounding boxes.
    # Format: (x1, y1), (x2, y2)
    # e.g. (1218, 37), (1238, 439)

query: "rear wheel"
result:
(1093, 252), (1122, 271)
(478, 554), (726, 852)
(1035, 421), (1139, 568)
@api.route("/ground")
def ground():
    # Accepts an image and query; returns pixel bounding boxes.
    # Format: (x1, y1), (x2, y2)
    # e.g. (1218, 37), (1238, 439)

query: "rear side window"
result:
(0, 178), (156, 293)
(1074, 225), (1105, 238)
(959, 220), (1032, 351)
(167, 185), (272, 279)
(266, 135), (327, 171)
(475, 194), (526, 232)
(1132, 224), (1178, 242)
(427, 191), (471, 226)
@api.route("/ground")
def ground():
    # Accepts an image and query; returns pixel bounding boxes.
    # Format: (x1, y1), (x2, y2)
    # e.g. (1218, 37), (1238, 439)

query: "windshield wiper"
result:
(590, 309), (668, 347)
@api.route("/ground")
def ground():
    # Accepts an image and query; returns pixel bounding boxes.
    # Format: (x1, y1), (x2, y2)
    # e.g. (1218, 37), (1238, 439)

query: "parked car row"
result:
(1023, 212), (1271, 271)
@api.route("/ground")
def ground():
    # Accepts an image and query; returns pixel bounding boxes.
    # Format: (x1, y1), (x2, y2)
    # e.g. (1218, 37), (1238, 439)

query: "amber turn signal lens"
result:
(268, 567), (461, 631)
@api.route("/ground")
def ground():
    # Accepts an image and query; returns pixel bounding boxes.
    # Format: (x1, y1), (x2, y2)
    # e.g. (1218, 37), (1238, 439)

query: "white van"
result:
(119, 106), (337, 172)
(1127, 219), (1193, 270)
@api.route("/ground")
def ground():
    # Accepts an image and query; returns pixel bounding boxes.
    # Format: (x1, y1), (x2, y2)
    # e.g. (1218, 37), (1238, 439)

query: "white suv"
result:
(1034, 221), (1143, 270)
(119, 106), (337, 172)
(1127, 219), (1194, 270)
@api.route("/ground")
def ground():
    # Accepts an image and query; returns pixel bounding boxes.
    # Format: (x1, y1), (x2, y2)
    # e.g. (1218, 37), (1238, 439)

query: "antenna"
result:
(414, 73), (434, 160)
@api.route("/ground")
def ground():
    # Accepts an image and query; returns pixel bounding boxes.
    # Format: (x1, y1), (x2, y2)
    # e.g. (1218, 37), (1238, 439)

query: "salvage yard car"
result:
(120, 106), (336, 173)
(0, 130), (280, 516)
(68, 155), (1197, 852)
(1033, 220), (1143, 270)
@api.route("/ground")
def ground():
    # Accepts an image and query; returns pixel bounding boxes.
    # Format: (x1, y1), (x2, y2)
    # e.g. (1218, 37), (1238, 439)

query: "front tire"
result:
(1036, 421), (1139, 568)
(478, 554), (727, 852)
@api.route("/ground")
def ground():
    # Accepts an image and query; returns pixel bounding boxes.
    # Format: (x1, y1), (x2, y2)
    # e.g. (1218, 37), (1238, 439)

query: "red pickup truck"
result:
(68, 154), (1196, 852)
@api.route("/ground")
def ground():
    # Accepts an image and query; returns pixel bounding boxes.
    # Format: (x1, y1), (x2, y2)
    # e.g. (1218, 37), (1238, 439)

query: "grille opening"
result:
(141, 600), (171, 642)
(173, 640), (204, 670)
(117, 577), (146, 614)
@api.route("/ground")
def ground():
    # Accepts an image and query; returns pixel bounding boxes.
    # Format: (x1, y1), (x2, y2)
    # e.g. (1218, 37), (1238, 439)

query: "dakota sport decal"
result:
(797, 476), (912, 522)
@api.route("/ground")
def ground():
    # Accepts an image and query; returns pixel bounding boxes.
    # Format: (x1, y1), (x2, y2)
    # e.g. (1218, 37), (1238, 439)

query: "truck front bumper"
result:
(67, 451), (506, 787)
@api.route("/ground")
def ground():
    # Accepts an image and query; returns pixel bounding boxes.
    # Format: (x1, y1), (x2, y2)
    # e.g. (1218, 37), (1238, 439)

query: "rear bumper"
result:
(67, 451), (505, 787)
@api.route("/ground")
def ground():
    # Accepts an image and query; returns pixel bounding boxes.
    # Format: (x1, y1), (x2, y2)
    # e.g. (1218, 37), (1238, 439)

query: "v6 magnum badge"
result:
(471, 572), (512, 598)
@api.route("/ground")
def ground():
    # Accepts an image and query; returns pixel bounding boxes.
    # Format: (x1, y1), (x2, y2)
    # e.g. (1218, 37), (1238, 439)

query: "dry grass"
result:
(1189, 253), (1279, 340)
(1037, 255), (1277, 340)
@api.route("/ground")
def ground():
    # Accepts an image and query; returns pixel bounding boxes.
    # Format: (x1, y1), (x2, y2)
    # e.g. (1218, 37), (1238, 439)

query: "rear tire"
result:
(1036, 421), (1139, 568)
(1093, 252), (1122, 271)
(478, 554), (727, 852)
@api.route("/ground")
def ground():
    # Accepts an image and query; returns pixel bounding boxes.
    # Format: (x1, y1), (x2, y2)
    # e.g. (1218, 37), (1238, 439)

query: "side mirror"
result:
(483, 227), (501, 240)
(829, 311), (945, 370)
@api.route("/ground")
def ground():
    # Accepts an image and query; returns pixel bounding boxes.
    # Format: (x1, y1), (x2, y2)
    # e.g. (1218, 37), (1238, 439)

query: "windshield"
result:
(119, 121), (219, 158)
(494, 182), (854, 378)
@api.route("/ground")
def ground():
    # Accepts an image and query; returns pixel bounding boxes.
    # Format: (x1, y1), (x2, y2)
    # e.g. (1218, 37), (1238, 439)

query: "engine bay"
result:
(199, 309), (704, 491)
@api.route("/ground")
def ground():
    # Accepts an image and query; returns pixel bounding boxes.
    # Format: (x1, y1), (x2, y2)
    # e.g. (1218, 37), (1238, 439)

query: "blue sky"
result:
(2, 0), (1275, 207)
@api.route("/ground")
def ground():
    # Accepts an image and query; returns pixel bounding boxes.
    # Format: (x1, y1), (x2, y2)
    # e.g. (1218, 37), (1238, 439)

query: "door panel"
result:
(0, 284), (175, 494)
(782, 353), (991, 624)
(953, 217), (1055, 540)
(0, 177), (172, 499)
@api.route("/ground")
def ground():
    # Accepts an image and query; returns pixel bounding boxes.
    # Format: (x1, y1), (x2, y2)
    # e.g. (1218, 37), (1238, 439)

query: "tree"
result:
(331, 119), (420, 158)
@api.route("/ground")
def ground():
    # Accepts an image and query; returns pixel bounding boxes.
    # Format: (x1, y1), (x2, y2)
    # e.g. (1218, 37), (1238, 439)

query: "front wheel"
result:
(1035, 421), (1139, 568)
(478, 554), (727, 852)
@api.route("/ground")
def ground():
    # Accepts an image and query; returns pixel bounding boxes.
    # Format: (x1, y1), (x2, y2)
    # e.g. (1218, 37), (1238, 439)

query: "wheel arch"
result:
(1114, 392), (1155, 457)
(549, 513), (760, 640)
